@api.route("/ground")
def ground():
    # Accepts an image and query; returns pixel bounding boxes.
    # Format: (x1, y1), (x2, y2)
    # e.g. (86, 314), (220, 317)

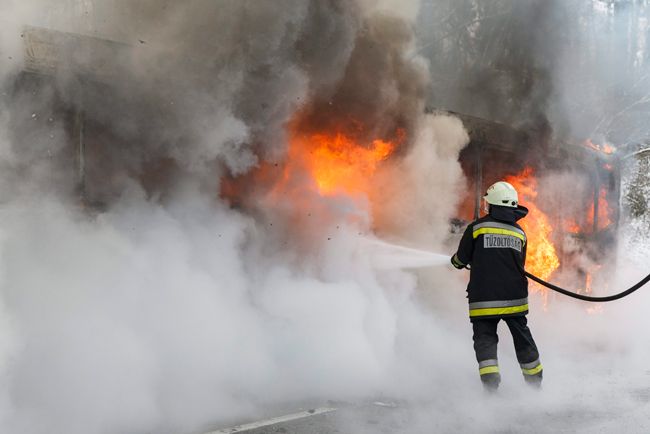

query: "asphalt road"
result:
(196, 382), (650, 434)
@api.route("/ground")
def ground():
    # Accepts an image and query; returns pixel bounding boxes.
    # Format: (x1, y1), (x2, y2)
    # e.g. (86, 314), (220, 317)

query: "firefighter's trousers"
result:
(471, 316), (542, 388)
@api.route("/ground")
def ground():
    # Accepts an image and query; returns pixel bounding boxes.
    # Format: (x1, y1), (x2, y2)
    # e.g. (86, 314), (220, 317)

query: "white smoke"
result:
(0, 163), (475, 434)
(0, 1), (650, 434)
(0, 1), (476, 433)
(372, 114), (469, 248)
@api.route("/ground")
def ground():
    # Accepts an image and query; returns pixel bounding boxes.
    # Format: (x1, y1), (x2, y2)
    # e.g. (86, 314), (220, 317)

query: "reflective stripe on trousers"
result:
(469, 298), (528, 318)
(478, 359), (499, 376)
(520, 358), (543, 376)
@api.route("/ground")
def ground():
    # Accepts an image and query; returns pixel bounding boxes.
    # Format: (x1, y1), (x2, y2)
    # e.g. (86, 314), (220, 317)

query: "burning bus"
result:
(449, 111), (621, 302)
(9, 22), (622, 303)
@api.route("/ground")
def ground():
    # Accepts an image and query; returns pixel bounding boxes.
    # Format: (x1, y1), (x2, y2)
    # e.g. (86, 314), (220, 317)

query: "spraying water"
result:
(362, 237), (451, 270)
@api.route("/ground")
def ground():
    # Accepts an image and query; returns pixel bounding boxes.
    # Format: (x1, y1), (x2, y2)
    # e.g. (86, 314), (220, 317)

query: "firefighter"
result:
(451, 181), (542, 390)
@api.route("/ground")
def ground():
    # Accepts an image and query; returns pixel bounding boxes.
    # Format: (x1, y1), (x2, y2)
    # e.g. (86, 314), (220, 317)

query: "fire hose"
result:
(464, 264), (650, 302)
(522, 270), (650, 302)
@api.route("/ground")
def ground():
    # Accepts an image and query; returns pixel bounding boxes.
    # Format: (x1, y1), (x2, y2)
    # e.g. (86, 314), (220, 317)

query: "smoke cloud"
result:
(0, 1), (649, 434)
(0, 1), (472, 433)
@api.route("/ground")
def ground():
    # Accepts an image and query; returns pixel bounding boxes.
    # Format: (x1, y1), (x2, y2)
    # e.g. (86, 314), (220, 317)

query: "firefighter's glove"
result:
(451, 254), (466, 270)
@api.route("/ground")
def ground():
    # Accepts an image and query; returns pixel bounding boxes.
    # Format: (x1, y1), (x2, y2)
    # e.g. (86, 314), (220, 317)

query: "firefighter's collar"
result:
(489, 205), (529, 223)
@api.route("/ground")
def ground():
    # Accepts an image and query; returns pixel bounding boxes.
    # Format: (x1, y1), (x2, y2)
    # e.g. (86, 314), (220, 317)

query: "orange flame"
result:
(587, 187), (612, 230)
(288, 131), (396, 196)
(585, 272), (593, 294)
(584, 139), (616, 155)
(221, 123), (402, 217)
(561, 187), (612, 235)
(505, 168), (560, 299)
(602, 143), (616, 154)
(564, 220), (581, 234)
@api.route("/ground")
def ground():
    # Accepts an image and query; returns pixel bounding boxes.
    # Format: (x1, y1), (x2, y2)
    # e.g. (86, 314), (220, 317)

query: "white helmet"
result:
(484, 181), (519, 209)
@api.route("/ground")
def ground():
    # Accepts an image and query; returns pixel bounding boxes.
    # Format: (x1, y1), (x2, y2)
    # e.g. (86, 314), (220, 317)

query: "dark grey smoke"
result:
(297, 11), (429, 144)
(417, 0), (561, 133)
(1, 0), (430, 208)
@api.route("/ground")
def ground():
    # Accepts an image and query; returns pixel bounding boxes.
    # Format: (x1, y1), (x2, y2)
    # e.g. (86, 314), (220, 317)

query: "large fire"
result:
(504, 167), (614, 305)
(221, 120), (403, 217)
(505, 168), (560, 299)
(286, 130), (398, 196)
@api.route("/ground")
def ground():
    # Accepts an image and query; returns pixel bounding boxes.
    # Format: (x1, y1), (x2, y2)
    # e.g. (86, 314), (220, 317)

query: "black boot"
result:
(524, 371), (542, 389)
(481, 372), (501, 392)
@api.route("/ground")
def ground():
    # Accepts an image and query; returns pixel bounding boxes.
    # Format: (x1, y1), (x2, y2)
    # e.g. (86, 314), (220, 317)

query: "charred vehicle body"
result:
(445, 110), (621, 296)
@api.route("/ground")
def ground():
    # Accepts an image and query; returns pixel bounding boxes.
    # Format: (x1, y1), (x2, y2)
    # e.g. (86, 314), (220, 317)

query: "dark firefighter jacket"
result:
(451, 205), (529, 320)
